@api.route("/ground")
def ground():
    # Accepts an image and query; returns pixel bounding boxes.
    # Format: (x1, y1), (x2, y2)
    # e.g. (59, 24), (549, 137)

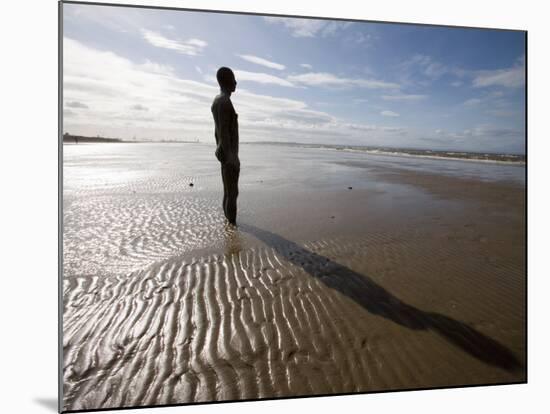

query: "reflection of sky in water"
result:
(63, 143), (218, 194)
(63, 142), (521, 276)
(64, 142), (525, 196)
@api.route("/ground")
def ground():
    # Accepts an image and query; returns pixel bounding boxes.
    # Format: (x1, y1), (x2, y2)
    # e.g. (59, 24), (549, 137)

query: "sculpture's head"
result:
(216, 67), (237, 93)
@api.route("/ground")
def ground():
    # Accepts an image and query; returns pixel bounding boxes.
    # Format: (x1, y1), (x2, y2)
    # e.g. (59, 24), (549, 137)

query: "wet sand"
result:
(62, 143), (526, 411)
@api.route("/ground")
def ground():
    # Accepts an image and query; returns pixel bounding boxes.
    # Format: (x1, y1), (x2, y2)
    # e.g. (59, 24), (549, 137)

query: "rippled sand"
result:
(62, 143), (526, 411)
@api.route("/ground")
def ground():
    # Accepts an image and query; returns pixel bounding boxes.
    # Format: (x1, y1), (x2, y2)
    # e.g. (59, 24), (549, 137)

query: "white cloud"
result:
(436, 125), (523, 140)
(381, 93), (427, 101)
(186, 38), (208, 48)
(65, 101), (89, 109)
(64, 37), (411, 144)
(400, 53), (525, 93)
(401, 54), (449, 80)
(355, 32), (375, 45)
(64, 3), (144, 34)
(463, 98), (482, 106)
(300, 63), (313, 69)
(63, 37), (216, 138)
(130, 104), (148, 111)
(138, 61), (174, 76)
(485, 109), (522, 117)
(398, 54), (467, 88)
(263, 17), (352, 38)
(287, 72), (400, 89)
(461, 90), (521, 118)
(205, 70), (295, 88)
(402, 54), (525, 90)
(64, 109), (77, 118)
(234, 70), (295, 87)
(381, 110), (400, 117)
(237, 54), (286, 71)
(420, 125), (524, 153)
(321, 21), (354, 36)
(472, 63), (525, 88)
(141, 29), (207, 56)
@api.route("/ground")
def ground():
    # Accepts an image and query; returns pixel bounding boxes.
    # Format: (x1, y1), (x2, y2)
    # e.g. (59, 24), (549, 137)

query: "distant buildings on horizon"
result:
(62, 132), (201, 144)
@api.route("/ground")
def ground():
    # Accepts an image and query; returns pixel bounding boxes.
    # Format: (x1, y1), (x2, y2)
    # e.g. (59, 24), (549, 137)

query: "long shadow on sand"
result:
(238, 223), (523, 373)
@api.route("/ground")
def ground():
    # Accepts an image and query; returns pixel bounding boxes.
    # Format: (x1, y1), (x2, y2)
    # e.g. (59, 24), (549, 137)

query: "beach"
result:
(62, 143), (526, 411)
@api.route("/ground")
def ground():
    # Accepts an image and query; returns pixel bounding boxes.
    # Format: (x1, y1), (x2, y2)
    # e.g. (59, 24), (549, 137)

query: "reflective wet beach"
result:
(62, 143), (526, 410)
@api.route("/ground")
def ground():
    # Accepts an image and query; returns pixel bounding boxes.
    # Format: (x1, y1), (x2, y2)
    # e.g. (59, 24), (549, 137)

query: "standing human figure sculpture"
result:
(211, 67), (240, 225)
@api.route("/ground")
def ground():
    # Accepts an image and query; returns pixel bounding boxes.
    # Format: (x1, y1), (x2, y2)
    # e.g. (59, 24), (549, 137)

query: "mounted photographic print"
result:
(60, 1), (526, 412)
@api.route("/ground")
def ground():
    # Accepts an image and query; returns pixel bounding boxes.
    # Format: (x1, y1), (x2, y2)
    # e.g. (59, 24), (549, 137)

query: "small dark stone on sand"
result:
(348, 186), (353, 190)
(189, 183), (194, 187)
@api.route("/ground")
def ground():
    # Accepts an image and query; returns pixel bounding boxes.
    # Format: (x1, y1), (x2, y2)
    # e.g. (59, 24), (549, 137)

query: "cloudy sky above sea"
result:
(63, 3), (526, 153)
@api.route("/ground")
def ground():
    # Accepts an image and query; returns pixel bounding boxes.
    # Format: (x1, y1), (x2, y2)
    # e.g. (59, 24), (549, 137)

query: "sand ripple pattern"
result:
(63, 194), (233, 277)
(63, 227), (525, 411)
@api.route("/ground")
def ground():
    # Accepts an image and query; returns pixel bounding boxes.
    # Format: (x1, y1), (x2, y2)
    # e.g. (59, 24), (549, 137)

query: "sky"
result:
(62, 3), (526, 153)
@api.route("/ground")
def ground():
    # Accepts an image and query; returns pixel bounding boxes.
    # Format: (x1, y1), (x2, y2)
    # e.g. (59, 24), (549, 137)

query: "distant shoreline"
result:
(62, 134), (200, 144)
(61, 134), (525, 164)
(244, 141), (526, 164)
(63, 134), (123, 144)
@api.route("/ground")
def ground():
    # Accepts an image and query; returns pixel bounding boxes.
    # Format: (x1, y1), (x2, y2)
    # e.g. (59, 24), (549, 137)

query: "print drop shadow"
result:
(238, 223), (522, 373)
(33, 398), (58, 412)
